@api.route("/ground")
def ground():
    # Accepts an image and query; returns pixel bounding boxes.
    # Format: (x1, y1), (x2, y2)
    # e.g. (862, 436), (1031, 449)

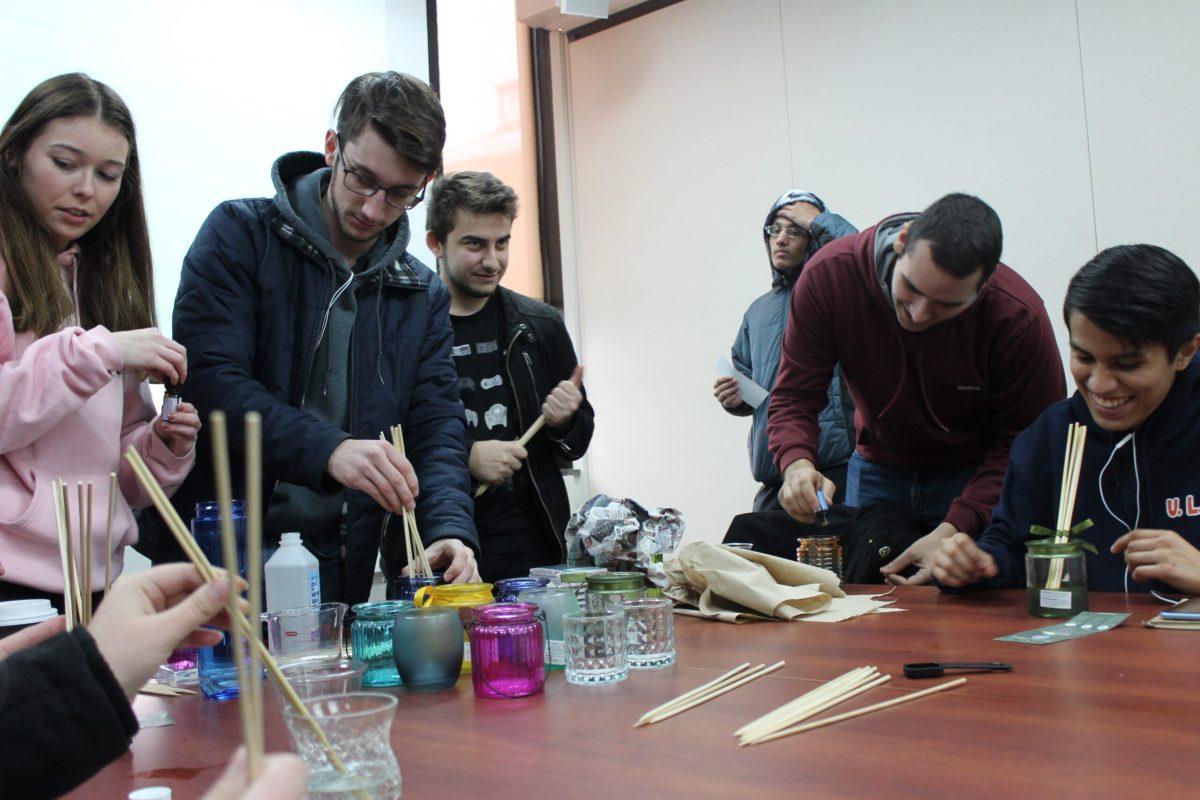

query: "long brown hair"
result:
(0, 73), (155, 337)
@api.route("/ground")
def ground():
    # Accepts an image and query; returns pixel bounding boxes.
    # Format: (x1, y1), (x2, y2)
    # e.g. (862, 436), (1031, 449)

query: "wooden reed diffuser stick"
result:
(62, 482), (83, 625)
(83, 481), (93, 624)
(104, 472), (117, 594)
(244, 411), (265, 778)
(209, 412), (257, 780)
(391, 425), (432, 577)
(636, 663), (753, 726)
(122, 446), (360, 791)
(52, 479), (76, 631)
(1049, 423), (1087, 589)
(639, 661), (786, 726)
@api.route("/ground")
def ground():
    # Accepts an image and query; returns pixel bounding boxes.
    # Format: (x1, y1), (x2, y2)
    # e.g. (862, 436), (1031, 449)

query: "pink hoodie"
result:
(0, 247), (194, 593)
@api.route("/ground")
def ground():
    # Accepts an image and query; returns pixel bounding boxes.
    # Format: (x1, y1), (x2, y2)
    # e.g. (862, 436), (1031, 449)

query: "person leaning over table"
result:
(713, 189), (857, 512)
(934, 245), (1200, 595)
(136, 72), (480, 604)
(0, 74), (199, 608)
(0, 563), (307, 800)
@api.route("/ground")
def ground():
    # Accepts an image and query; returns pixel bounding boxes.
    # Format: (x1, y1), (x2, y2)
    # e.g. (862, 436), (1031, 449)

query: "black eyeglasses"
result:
(335, 134), (427, 210)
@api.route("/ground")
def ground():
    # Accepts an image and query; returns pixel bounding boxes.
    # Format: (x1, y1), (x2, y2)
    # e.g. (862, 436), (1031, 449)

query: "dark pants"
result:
(754, 462), (849, 513)
(844, 452), (974, 531)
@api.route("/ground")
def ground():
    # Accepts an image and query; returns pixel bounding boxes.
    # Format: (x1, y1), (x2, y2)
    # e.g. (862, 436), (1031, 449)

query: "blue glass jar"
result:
(192, 500), (246, 700)
(493, 577), (549, 603)
(388, 572), (444, 602)
(350, 600), (413, 687)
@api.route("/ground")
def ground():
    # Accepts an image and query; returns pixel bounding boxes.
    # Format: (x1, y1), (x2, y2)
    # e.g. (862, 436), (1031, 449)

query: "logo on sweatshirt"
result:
(1165, 495), (1200, 518)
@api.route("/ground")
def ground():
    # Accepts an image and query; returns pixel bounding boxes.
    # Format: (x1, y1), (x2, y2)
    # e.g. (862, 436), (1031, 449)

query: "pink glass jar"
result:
(466, 602), (546, 699)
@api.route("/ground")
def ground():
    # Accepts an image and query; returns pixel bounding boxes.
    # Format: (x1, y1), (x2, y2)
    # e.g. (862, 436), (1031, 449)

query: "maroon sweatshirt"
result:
(767, 219), (1065, 536)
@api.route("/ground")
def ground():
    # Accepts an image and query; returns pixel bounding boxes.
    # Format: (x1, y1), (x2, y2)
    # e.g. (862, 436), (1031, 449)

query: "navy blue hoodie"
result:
(974, 359), (1200, 592)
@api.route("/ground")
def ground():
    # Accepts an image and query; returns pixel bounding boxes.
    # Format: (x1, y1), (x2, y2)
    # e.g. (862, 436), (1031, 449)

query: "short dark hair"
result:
(334, 72), (445, 174)
(1064, 244), (1200, 357)
(425, 171), (519, 243)
(903, 193), (1003, 280)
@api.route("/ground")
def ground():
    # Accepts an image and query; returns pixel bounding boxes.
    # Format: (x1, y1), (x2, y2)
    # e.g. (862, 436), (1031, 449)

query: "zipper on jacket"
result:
(505, 324), (564, 562)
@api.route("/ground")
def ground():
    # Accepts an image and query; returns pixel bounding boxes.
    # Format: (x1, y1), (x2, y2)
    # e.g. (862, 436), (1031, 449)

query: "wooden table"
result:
(74, 588), (1199, 799)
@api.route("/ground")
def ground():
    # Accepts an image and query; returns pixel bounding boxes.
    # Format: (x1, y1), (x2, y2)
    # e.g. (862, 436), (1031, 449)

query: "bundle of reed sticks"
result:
(635, 661), (786, 727)
(51, 473), (119, 629)
(1048, 422), (1088, 589)
(737, 669), (967, 746)
(124, 419), (366, 797)
(384, 424), (432, 578)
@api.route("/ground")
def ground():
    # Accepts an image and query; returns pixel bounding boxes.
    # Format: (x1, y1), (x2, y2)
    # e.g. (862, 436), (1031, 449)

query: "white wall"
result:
(0, 0), (433, 336)
(0, 0), (431, 577)
(558, 0), (1200, 545)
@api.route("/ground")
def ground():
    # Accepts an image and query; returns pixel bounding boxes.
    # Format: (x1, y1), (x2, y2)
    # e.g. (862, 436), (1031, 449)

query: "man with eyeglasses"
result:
(714, 191), (857, 512)
(767, 193), (1065, 585)
(140, 72), (480, 604)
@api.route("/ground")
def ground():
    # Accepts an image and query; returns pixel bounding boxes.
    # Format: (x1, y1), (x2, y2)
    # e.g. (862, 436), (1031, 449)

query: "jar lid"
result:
(587, 572), (645, 590)
(129, 789), (172, 800)
(0, 599), (58, 626)
(351, 600), (413, 619)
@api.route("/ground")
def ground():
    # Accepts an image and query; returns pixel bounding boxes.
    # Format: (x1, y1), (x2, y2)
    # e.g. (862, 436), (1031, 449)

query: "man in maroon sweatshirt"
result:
(767, 193), (1065, 584)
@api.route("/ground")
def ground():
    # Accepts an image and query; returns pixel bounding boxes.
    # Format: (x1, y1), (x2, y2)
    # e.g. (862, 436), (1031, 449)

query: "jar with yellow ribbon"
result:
(413, 583), (494, 672)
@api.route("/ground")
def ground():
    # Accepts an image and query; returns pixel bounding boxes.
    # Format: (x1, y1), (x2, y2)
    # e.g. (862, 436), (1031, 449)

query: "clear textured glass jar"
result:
(796, 535), (843, 578)
(586, 572), (646, 611)
(350, 601), (412, 687)
(1026, 540), (1088, 618)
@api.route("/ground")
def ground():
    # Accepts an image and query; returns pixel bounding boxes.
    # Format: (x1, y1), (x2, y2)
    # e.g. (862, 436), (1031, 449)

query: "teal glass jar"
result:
(586, 572), (646, 611)
(350, 600), (413, 686)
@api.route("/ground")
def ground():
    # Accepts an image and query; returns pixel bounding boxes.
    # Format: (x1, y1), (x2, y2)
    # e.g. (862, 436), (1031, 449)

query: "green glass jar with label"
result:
(587, 572), (646, 611)
(1025, 540), (1089, 618)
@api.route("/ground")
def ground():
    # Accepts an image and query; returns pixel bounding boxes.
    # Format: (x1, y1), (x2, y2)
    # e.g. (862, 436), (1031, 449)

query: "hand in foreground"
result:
(112, 328), (188, 385)
(469, 440), (527, 485)
(778, 459), (834, 524)
(0, 615), (67, 659)
(881, 522), (959, 586)
(1112, 529), (1200, 594)
(410, 538), (480, 583)
(712, 376), (743, 409)
(542, 365), (585, 429)
(201, 747), (308, 800)
(931, 532), (998, 587)
(327, 438), (419, 513)
(155, 400), (202, 457)
(88, 563), (247, 700)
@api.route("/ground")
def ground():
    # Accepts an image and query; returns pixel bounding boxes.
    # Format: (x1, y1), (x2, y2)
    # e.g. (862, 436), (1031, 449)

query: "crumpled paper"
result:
(663, 542), (893, 623)
(565, 494), (684, 569)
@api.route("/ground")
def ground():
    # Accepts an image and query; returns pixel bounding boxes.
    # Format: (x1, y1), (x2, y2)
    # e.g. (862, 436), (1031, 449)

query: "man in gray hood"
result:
(714, 191), (858, 511)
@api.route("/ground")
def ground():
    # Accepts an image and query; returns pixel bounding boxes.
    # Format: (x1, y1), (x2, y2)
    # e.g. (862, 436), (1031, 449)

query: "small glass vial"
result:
(161, 387), (181, 419)
(1026, 541), (1089, 618)
(350, 600), (413, 687)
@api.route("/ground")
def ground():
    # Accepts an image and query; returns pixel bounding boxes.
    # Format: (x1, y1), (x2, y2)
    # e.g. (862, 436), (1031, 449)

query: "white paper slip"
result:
(715, 356), (770, 409)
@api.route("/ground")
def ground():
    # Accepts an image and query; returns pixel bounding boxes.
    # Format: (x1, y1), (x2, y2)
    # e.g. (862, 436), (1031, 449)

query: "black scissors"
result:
(903, 662), (1012, 679)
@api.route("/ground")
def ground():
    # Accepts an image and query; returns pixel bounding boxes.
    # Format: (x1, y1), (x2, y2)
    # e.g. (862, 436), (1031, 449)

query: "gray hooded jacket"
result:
(727, 191), (857, 484)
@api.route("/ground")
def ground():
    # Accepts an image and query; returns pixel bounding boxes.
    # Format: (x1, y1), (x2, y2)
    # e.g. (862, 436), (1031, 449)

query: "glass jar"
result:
(467, 603), (546, 699)
(350, 601), (413, 687)
(413, 583), (494, 672)
(493, 576), (549, 603)
(586, 572), (646, 611)
(388, 572), (444, 602)
(392, 607), (464, 693)
(797, 535), (843, 578)
(1026, 541), (1088, 618)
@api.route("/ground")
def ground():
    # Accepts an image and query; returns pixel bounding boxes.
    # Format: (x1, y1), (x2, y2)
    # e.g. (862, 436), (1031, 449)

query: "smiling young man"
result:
(713, 190), (857, 512)
(139, 73), (480, 605)
(934, 245), (1200, 594)
(767, 193), (1066, 584)
(419, 171), (593, 582)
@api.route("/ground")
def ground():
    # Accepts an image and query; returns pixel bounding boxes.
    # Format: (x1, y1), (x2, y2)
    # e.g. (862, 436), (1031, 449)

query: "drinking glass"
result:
(263, 602), (347, 667)
(563, 609), (627, 685)
(391, 607), (464, 692)
(621, 598), (675, 668)
(283, 692), (401, 799)
(272, 658), (366, 709)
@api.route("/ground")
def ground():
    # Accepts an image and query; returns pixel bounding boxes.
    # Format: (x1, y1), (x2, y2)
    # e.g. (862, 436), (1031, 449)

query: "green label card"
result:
(996, 611), (1130, 645)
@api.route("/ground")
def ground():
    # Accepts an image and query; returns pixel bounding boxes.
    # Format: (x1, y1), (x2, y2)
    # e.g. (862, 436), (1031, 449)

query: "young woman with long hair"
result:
(0, 73), (199, 610)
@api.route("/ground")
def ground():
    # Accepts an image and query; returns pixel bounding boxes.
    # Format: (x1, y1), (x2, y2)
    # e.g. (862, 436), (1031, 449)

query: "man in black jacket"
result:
(140, 73), (479, 604)
(411, 172), (594, 582)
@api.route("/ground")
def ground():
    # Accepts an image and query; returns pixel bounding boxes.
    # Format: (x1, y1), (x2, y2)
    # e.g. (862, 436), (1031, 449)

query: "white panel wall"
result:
(562, 0), (1200, 545)
(0, 0), (432, 336)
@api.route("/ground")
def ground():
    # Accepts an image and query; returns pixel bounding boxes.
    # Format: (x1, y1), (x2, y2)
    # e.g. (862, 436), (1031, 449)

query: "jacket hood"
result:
(269, 151), (412, 278)
(764, 190), (826, 289)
